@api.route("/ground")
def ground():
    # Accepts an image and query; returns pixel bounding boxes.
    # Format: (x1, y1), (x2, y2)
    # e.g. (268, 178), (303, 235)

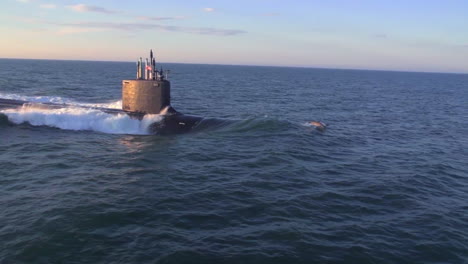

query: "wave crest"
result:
(0, 93), (158, 135)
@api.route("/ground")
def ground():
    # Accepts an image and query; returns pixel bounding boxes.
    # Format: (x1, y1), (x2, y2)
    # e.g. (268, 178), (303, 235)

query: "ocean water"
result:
(0, 59), (467, 263)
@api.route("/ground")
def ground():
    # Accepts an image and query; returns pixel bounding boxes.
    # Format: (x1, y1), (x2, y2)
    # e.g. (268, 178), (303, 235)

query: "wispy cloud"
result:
(372, 34), (388, 39)
(15, 0), (31, 3)
(137, 16), (186, 21)
(56, 22), (246, 36)
(13, 16), (40, 23)
(68, 4), (116, 14)
(40, 4), (56, 9)
(261, 13), (280, 17)
(57, 27), (104, 35)
(203, 8), (215, 12)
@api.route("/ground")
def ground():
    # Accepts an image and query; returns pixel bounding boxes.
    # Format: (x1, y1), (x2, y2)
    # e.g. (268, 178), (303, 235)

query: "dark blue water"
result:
(0, 59), (467, 263)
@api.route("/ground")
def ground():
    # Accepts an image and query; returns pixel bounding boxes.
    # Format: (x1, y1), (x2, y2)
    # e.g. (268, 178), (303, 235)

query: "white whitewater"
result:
(0, 93), (160, 135)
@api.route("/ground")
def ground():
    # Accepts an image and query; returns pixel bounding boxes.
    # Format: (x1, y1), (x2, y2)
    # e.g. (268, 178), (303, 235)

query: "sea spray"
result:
(0, 93), (122, 109)
(1, 105), (161, 135)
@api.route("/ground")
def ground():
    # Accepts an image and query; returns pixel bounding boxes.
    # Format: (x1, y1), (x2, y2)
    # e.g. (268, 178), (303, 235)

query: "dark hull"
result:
(150, 114), (203, 135)
(0, 98), (203, 134)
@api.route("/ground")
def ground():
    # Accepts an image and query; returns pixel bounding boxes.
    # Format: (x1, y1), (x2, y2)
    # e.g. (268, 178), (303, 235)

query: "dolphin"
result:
(309, 121), (327, 131)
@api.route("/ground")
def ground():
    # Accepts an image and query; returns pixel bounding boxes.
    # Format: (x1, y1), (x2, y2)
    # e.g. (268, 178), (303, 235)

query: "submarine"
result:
(0, 49), (205, 135)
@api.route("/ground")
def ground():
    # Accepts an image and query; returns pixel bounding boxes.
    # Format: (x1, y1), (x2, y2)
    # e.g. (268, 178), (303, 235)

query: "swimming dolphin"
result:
(309, 121), (327, 131)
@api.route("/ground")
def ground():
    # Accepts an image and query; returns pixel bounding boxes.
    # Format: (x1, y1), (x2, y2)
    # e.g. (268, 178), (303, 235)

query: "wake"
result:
(0, 93), (160, 135)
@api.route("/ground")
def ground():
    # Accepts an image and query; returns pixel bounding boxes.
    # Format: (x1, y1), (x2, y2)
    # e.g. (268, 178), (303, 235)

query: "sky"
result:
(0, 0), (467, 73)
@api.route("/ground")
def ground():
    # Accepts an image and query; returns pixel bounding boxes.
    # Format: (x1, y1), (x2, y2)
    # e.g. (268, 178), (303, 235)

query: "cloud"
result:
(261, 13), (280, 16)
(203, 8), (215, 12)
(68, 4), (116, 14)
(13, 16), (41, 23)
(372, 34), (388, 39)
(57, 27), (104, 35)
(137, 16), (185, 21)
(56, 22), (246, 36)
(453, 44), (468, 49)
(15, 0), (31, 3)
(40, 4), (56, 9)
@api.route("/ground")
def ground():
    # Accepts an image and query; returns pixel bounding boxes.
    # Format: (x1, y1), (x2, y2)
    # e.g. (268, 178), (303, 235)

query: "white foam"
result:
(1, 102), (161, 135)
(78, 100), (122, 109)
(0, 92), (122, 109)
(0, 92), (77, 105)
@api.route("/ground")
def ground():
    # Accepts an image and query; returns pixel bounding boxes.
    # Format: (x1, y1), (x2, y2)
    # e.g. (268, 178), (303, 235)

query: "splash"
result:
(0, 93), (158, 135)
(0, 92), (122, 109)
(0, 92), (77, 105)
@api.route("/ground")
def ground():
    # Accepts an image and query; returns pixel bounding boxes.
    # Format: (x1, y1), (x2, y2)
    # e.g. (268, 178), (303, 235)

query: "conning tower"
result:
(122, 49), (171, 114)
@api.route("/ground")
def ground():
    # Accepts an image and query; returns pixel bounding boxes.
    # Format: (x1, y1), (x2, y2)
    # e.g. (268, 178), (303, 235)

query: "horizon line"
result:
(0, 57), (467, 75)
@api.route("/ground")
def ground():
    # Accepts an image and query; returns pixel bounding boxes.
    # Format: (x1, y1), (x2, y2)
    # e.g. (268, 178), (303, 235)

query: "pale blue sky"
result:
(0, 0), (467, 73)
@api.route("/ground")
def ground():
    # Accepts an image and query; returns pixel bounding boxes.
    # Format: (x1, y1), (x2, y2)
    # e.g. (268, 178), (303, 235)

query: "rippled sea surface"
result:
(0, 59), (467, 263)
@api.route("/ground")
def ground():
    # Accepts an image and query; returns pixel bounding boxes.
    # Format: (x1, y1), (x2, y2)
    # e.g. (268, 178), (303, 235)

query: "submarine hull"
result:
(0, 98), (202, 135)
(150, 114), (203, 135)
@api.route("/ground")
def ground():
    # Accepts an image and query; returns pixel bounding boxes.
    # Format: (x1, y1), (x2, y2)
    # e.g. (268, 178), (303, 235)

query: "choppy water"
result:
(0, 59), (467, 263)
